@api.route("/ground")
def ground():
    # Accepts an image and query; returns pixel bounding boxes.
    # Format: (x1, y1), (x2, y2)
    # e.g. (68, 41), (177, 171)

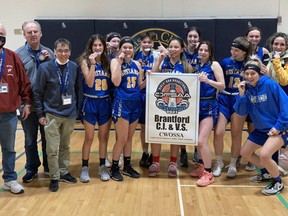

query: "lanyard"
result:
(0, 48), (6, 80)
(55, 60), (70, 95)
(26, 43), (42, 68)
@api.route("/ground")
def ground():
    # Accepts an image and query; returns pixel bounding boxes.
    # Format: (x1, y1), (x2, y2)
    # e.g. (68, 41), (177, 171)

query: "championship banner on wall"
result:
(145, 73), (200, 145)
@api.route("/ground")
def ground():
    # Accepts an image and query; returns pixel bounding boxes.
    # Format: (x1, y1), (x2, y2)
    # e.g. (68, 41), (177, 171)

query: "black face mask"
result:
(0, 36), (6, 49)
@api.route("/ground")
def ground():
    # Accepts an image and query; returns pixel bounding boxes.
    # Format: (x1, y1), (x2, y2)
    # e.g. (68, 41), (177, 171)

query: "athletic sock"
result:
(124, 156), (131, 167)
(170, 156), (177, 163)
(82, 159), (89, 167)
(99, 158), (105, 166)
(152, 155), (160, 163)
(111, 160), (119, 170)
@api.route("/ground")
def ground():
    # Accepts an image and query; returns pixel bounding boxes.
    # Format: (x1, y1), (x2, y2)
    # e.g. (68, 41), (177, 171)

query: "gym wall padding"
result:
(36, 18), (277, 62)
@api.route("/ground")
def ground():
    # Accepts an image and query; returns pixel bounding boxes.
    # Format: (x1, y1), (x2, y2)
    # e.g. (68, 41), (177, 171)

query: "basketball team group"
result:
(0, 20), (288, 196)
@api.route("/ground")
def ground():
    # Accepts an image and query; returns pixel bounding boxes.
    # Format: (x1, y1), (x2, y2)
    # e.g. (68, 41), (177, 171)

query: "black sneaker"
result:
(60, 173), (77, 184)
(110, 167), (123, 181)
(49, 180), (59, 192)
(139, 152), (150, 168)
(180, 151), (188, 167)
(193, 151), (199, 164)
(123, 165), (140, 178)
(148, 153), (153, 165)
(22, 172), (38, 183)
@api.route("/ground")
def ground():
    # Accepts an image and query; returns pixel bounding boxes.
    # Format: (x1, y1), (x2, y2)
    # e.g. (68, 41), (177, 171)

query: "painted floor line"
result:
(180, 184), (266, 188)
(276, 194), (288, 209)
(176, 170), (185, 216)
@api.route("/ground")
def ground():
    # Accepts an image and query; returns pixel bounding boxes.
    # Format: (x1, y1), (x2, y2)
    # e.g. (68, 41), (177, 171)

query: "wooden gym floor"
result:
(0, 121), (287, 216)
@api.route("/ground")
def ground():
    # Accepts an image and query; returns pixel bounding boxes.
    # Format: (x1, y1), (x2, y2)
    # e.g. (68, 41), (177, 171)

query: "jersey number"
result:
(95, 79), (108, 91)
(127, 77), (137, 88)
(228, 77), (241, 88)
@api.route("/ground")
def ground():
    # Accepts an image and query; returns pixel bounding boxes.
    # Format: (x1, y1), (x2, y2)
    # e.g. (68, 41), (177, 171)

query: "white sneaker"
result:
(168, 162), (178, 177)
(98, 165), (110, 181)
(80, 166), (90, 183)
(3, 180), (24, 194)
(212, 160), (224, 177)
(226, 163), (237, 178)
(261, 181), (284, 195)
(250, 173), (272, 183)
(105, 158), (111, 168)
(148, 162), (160, 177)
(119, 153), (123, 167)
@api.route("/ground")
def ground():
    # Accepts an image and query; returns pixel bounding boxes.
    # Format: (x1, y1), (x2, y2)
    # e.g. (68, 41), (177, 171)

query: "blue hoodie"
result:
(233, 75), (288, 133)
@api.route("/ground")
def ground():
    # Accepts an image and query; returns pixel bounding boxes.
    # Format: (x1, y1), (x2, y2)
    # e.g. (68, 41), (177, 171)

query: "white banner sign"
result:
(145, 73), (200, 145)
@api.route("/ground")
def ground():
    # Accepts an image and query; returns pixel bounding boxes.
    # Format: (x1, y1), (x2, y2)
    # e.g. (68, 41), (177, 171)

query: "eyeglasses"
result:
(56, 49), (70, 54)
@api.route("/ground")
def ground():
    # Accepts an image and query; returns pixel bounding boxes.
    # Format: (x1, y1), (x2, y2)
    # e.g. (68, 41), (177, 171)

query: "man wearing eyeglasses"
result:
(15, 21), (54, 183)
(34, 38), (79, 192)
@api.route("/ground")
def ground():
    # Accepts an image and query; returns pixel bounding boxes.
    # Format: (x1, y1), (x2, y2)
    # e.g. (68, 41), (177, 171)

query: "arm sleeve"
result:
(272, 83), (288, 131)
(33, 65), (46, 118)
(272, 58), (288, 86)
(16, 55), (32, 105)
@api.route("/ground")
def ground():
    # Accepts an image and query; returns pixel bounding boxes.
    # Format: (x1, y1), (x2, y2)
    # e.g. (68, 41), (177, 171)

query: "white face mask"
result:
(56, 58), (69, 65)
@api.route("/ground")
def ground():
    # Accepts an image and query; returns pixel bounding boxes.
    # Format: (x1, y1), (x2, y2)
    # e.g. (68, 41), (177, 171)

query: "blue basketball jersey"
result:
(134, 50), (154, 94)
(114, 61), (141, 100)
(161, 58), (184, 73)
(196, 61), (217, 98)
(254, 46), (264, 60)
(134, 50), (154, 69)
(220, 57), (245, 93)
(82, 63), (112, 97)
(109, 52), (116, 61)
(184, 50), (199, 68)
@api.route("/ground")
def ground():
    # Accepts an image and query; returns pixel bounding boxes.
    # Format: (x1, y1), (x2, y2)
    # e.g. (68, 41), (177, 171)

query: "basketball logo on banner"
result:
(146, 73), (199, 145)
(154, 78), (191, 114)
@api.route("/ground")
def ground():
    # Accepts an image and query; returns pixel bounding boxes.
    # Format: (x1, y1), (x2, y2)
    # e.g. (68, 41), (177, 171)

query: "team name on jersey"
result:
(93, 69), (110, 77)
(162, 69), (182, 74)
(187, 58), (198, 66)
(121, 68), (139, 76)
(225, 69), (244, 76)
(146, 62), (153, 68)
